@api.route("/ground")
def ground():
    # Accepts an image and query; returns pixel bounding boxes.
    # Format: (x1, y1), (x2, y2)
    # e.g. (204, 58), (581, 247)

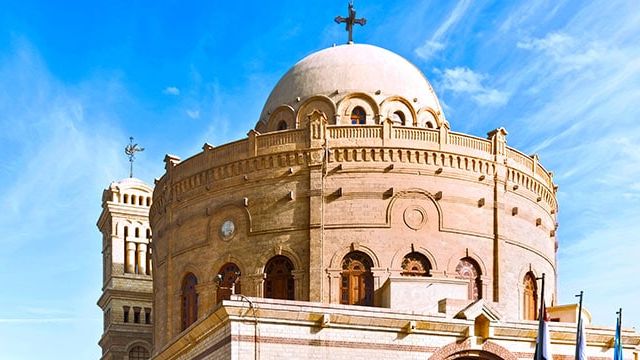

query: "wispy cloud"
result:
(186, 108), (200, 119)
(415, 0), (472, 60)
(163, 86), (180, 95)
(438, 67), (509, 107)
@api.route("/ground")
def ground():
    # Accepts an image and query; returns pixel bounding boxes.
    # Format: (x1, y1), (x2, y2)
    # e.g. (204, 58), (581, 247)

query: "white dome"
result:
(258, 43), (444, 125)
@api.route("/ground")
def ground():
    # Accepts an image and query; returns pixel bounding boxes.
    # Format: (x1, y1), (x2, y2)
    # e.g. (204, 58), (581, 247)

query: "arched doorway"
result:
(264, 255), (295, 300)
(340, 251), (374, 306)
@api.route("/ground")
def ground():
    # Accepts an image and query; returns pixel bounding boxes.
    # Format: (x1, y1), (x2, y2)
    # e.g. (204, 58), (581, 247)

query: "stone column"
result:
(137, 243), (147, 275)
(125, 242), (136, 273)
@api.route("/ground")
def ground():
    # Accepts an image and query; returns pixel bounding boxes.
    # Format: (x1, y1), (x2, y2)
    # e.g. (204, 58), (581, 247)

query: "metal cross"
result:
(124, 136), (144, 178)
(334, 1), (367, 44)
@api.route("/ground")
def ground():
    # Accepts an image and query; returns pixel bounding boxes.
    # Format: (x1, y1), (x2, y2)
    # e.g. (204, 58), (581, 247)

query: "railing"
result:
(257, 129), (305, 149)
(329, 125), (381, 139)
(449, 132), (492, 154)
(393, 127), (439, 143)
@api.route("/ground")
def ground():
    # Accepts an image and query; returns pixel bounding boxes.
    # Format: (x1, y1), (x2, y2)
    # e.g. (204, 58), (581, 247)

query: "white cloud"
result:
(517, 32), (608, 73)
(415, 0), (472, 60)
(186, 109), (200, 119)
(163, 86), (180, 95)
(439, 67), (509, 106)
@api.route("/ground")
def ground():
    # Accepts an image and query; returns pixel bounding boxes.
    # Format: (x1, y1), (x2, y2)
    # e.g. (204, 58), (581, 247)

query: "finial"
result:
(124, 136), (145, 178)
(334, 1), (367, 44)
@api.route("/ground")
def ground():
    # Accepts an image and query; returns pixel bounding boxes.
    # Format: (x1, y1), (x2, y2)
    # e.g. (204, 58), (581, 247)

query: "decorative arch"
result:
(428, 339), (518, 360)
(267, 105), (295, 132)
(125, 341), (152, 360)
(379, 96), (417, 126)
(297, 95), (336, 127)
(389, 246), (438, 273)
(400, 251), (432, 276)
(385, 189), (443, 230)
(329, 243), (380, 269)
(256, 245), (304, 274)
(335, 92), (380, 125)
(446, 250), (488, 278)
(416, 106), (443, 128)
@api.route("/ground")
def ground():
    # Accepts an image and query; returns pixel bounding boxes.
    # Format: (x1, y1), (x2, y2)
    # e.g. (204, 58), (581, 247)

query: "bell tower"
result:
(97, 177), (154, 360)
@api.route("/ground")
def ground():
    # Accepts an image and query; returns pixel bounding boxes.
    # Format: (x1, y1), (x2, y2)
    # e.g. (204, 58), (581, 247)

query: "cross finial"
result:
(334, 1), (367, 44)
(124, 136), (145, 178)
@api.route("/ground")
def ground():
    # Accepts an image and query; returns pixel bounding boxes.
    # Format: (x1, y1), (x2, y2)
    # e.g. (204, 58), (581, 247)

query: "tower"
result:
(97, 177), (153, 360)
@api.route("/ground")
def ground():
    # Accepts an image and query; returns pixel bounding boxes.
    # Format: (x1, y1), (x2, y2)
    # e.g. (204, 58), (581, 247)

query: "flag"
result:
(575, 317), (586, 360)
(613, 314), (623, 360)
(534, 301), (553, 360)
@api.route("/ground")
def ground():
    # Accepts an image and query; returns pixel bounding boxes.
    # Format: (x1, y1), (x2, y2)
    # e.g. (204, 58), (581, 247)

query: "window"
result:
(128, 346), (150, 360)
(264, 256), (294, 300)
(123, 306), (130, 323)
(146, 197), (151, 206)
(123, 194), (129, 204)
(133, 307), (141, 323)
(350, 106), (366, 125)
(401, 252), (431, 276)
(135, 228), (140, 238)
(131, 195), (137, 205)
(181, 273), (198, 331)
(340, 251), (374, 306)
(392, 110), (406, 125)
(138, 196), (143, 205)
(456, 257), (482, 300)
(144, 308), (151, 324)
(425, 121), (434, 129)
(217, 263), (241, 302)
(523, 272), (538, 320)
(277, 120), (288, 130)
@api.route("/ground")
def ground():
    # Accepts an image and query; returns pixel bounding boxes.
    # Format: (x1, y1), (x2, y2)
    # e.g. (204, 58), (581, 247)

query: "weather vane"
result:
(124, 136), (144, 178)
(335, 1), (367, 44)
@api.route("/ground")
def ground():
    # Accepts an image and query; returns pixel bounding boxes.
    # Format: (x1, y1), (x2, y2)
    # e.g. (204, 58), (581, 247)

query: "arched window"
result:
(425, 121), (434, 129)
(392, 110), (406, 125)
(138, 196), (143, 205)
(128, 345), (150, 360)
(350, 106), (366, 125)
(523, 272), (538, 320)
(135, 228), (140, 238)
(340, 251), (374, 306)
(146, 197), (151, 206)
(264, 256), (294, 300)
(456, 257), (482, 300)
(277, 120), (288, 130)
(217, 262), (241, 302)
(123, 194), (129, 204)
(181, 273), (198, 331)
(401, 252), (431, 276)
(131, 195), (137, 205)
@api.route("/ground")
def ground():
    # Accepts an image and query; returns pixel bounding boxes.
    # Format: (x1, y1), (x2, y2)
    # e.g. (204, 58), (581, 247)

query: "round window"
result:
(220, 219), (236, 241)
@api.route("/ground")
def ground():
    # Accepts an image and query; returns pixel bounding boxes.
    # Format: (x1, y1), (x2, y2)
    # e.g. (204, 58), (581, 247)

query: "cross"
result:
(124, 136), (145, 178)
(334, 1), (367, 44)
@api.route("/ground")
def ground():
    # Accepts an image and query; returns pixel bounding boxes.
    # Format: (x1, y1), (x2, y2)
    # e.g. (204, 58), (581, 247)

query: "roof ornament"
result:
(124, 136), (144, 178)
(334, 1), (366, 44)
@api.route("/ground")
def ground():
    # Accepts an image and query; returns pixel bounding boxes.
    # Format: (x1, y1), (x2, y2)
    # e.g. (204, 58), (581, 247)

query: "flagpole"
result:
(537, 273), (545, 321)
(575, 291), (584, 360)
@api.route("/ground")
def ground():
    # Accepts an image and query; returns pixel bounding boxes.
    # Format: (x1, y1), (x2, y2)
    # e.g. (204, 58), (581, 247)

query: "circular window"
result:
(219, 219), (236, 241)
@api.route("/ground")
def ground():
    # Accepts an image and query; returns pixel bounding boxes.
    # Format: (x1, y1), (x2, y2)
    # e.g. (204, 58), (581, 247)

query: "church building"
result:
(97, 6), (640, 360)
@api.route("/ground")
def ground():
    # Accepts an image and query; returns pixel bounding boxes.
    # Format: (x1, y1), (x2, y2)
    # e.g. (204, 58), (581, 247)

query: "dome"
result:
(257, 43), (446, 129)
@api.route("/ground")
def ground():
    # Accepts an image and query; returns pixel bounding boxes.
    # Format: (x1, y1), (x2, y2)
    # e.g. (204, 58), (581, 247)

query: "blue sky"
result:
(1, 0), (639, 358)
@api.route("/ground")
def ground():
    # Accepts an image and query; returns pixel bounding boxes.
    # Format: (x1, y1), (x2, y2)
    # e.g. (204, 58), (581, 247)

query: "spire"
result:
(334, 1), (367, 44)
